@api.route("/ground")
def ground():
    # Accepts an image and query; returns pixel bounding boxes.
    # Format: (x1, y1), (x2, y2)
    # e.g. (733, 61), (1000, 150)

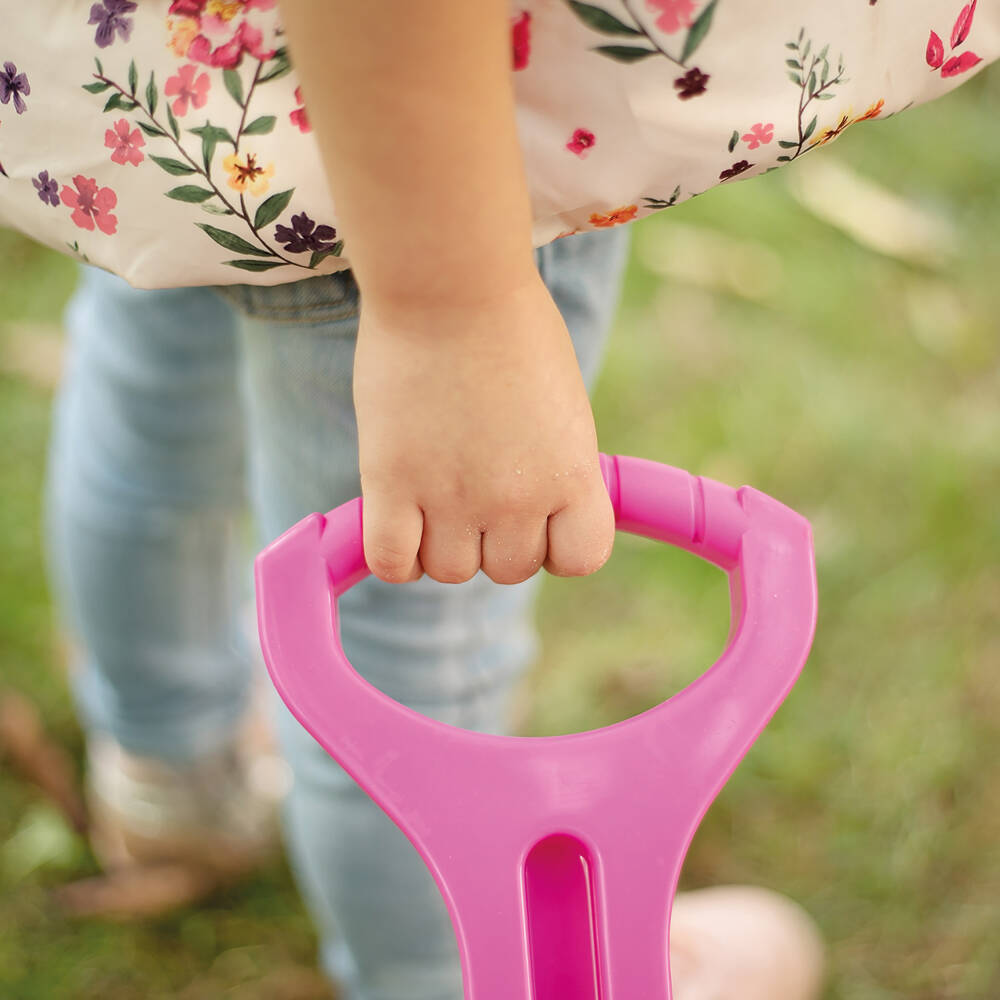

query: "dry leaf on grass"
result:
(0, 688), (88, 834)
(51, 862), (224, 921)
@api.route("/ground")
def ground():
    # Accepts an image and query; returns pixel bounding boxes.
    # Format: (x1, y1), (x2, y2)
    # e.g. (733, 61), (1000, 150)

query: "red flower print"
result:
(104, 118), (145, 166)
(951, 0), (977, 48)
(189, 18), (271, 69)
(928, 1), (980, 78)
(164, 63), (210, 117)
(852, 99), (885, 123)
(566, 128), (595, 157)
(645, 0), (696, 35)
(741, 122), (773, 150)
(926, 30), (944, 68)
(589, 205), (638, 227)
(512, 11), (531, 70)
(168, 0), (203, 16)
(941, 50), (982, 76)
(290, 85), (310, 133)
(60, 175), (118, 235)
(169, 0), (279, 69)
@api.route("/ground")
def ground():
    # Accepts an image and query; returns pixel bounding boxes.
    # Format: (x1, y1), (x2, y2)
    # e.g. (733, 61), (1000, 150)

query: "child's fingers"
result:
(480, 516), (548, 585)
(418, 516), (483, 584)
(543, 489), (615, 578)
(362, 493), (424, 583)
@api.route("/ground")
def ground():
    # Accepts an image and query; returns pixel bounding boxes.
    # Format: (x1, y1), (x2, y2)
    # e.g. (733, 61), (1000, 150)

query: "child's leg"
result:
(232, 228), (631, 1000)
(44, 268), (254, 763)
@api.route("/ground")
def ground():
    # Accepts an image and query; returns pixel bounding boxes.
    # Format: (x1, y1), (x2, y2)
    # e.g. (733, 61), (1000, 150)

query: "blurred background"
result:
(1, 66), (998, 1000)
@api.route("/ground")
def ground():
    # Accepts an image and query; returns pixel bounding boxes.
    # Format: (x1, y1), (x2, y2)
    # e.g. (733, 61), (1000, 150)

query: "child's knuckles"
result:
(482, 554), (542, 586)
(546, 511), (615, 578)
(366, 540), (418, 582)
(422, 557), (479, 585)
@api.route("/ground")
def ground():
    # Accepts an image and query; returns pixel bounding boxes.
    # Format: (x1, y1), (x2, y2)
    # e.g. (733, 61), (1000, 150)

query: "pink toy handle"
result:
(318, 453), (766, 595)
(292, 449), (817, 801)
(257, 453), (816, 1000)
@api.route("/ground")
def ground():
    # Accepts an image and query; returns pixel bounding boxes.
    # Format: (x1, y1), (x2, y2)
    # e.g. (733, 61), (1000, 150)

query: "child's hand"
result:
(353, 275), (615, 585)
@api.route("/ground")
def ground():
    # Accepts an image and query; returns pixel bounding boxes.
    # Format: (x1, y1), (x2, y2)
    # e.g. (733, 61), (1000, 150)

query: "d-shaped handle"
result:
(256, 454), (817, 1000)
(257, 453), (817, 804)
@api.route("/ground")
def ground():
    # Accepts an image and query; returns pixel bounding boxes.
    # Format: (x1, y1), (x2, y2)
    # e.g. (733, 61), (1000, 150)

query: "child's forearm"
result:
(279, 1), (538, 311)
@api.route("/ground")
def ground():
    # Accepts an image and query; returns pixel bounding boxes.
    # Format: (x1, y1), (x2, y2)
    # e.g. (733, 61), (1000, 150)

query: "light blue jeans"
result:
(43, 228), (631, 1000)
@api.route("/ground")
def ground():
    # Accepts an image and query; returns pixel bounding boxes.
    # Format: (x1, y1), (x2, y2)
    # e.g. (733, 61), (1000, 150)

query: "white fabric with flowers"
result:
(0, 0), (996, 287)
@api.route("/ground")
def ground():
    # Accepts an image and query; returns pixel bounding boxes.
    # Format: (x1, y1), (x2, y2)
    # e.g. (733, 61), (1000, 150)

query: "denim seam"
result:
(216, 300), (360, 324)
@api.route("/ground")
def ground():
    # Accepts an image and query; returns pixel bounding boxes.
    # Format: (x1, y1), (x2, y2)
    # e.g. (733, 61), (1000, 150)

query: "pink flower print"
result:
(290, 85), (310, 133)
(179, 1), (279, 70)
(61, 175), (118, 235)
(164, 63), (210, 117)
(926, 30), (945, 68)
(104, 118), (145, 166)
(951, 0), (977, 48)
(741, 122), (773, 150)
(512, 11), (531, 70)
(566, 128), (595, 157)
(645, 0), (696, 34)
(941, 50), (982, 75)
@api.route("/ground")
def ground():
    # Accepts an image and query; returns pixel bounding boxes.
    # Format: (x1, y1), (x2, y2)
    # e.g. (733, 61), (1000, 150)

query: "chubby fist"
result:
(353, 275), (615, 585)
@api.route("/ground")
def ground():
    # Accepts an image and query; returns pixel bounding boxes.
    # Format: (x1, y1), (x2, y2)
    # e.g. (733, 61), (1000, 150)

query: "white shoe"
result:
(85, 698), (290, 880)
(669, 886), (825, 1000)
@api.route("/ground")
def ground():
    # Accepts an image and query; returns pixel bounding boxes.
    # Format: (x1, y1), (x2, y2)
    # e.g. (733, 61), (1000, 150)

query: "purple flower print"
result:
(274, 213), (337, 254)
(88, 0), (137, 48)
(719, 160), (753, 182)
(33, 170), (60, 206)
(0, 62), (30, 115)
(673, 67), (709, 100)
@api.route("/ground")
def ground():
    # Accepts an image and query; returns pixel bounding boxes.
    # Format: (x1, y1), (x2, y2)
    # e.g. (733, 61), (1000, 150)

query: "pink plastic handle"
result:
(255, 454), (817, 1000)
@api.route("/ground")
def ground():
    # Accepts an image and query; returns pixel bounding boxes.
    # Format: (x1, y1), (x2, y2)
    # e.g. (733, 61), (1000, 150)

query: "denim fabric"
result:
(43, 227), (631, 1000)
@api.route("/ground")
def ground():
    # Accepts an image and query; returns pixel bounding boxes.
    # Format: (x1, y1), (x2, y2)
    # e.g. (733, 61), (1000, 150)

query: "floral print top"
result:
(0, 0), (996, 288)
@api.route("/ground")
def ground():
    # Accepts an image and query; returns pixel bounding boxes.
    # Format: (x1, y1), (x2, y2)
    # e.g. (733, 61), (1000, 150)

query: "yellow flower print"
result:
(223, 151), (275, 196)
(808, 100), (883, 150)
(588, 205), (638, 228)
(206, 0), (242, 21)
(810, 112), (852, 147)
(166, 16), (199, 57)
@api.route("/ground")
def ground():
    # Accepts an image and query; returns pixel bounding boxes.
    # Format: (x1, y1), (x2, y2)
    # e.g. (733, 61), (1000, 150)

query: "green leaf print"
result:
(196, 224), (272, 257)
(190, 124), (236, 173)
(137, 121), (167, 139)
(225, 259), (288, 271)
(146, 71), (157, 116)
(594, 45), (657, 63)
(82, 80), (111, 94)
(128, 59), (137, 97)
(167, 103), (180, 140)
(258, 49), (291, 84)
(150, 155), (197, 176)
(803, 115), (818, 141)
(242, 115), (277, 136)
(728, 129), (739, 153)
(165, 185), (216, 203)
(223, 69), (244, 106)
(680, 0), (718, 63)
(102, 92), (132, 111)
(566, 2), (642, 36)
(254, 189), (294, 229)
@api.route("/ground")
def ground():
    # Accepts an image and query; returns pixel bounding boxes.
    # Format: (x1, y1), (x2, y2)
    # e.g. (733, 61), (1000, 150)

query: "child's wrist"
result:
(357, 252), (542, 328)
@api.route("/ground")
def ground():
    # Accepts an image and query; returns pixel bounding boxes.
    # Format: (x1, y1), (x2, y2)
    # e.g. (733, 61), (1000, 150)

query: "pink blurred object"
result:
(254, 454), (817, 1000)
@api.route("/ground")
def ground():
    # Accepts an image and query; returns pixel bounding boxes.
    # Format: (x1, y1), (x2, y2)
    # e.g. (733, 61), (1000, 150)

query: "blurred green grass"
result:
(2, 69), (999, 999)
